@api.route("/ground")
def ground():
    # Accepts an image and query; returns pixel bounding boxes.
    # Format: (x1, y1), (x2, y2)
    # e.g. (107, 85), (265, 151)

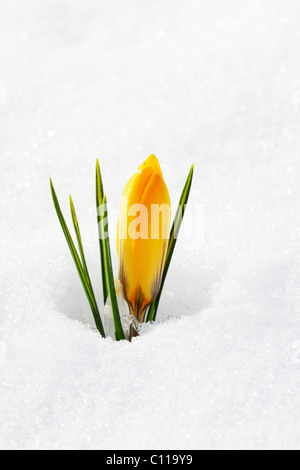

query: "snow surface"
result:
(1, 0), (300, 450)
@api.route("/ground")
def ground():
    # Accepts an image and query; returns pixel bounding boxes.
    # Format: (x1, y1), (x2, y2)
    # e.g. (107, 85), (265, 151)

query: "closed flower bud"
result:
(117, 155), (171, 335)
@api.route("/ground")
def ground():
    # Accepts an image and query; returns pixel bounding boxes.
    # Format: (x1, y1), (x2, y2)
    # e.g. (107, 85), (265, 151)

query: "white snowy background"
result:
(1, 0), (300, 450)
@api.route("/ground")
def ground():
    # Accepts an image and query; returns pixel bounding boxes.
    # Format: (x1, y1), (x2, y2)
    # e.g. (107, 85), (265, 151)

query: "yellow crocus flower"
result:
(117, 155), (171, 333)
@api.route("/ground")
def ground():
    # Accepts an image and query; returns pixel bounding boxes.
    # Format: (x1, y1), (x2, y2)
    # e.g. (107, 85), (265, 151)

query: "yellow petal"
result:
(117, 155), (171, 323)
(138, 154), (163, 177)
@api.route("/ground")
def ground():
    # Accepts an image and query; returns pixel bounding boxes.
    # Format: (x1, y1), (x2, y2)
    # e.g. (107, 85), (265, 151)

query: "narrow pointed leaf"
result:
(69, 195), (90, 281)
(69, 196), (105, 334)
(50, 179), (105, 337)
(96, 159), (109, 304)
(146, 165), (194, 322)
(101, 196), (125, 341)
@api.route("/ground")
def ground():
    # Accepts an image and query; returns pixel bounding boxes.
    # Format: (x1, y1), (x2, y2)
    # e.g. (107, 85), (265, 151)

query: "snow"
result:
(1, 0), (300, 450)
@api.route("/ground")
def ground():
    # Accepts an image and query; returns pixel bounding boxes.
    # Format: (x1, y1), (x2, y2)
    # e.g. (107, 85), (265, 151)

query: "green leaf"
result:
(69, 195), (103, 322)
(146, 165), (194, 322)
(96, 159), (109, 304)
(69, 195), (90, 281)
(50, 179), (105, 337)
(101, 195), (125, 341)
